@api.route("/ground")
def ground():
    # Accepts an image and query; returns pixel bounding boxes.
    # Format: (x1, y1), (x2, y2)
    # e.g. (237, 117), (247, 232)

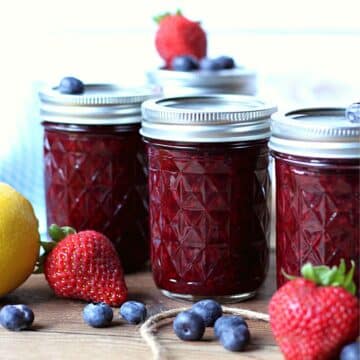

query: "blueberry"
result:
(83, 303), (113, 328)
(15, 305), (34, 327)
(214, 56), (235, 69)
(191, 299), (222, 327)
(214, 315), (248, 339)
(58, 76), (84, 94)
(171, 55), (199, 71)
(219, 323), (250, 351)
(120, 301), (147, 324)
(340, 342), (360, 360)
(199, 58), (223, 71)
(0, 304), (34, 331)
(173, 311), (205, 341)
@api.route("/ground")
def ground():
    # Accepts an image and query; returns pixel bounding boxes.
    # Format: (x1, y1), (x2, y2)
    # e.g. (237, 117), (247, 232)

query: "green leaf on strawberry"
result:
(283, 259), (357, 295)
(343, 261), (356, 295)
(48, 224), (76, 241)
(300, 259), (356, 295)
(153, 9), (182, 24)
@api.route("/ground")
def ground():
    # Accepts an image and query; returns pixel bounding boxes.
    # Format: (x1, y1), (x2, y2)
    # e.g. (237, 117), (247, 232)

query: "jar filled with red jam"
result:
(39, 83), (155, 272)
(270, 107), (360, 290)
(141, 95), (277, 301)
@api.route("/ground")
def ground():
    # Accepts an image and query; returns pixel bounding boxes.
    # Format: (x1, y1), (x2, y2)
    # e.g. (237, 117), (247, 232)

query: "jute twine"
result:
(140, 306), (270, 360)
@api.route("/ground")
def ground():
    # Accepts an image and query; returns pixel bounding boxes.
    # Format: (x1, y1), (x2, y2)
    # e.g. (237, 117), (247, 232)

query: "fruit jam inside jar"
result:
(270, 108), (360, 290)
(39, 84), (155, 273)
(141, 95), (277, 301)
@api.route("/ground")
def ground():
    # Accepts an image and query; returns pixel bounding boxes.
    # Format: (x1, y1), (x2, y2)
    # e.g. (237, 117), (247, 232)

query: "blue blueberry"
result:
(199, 58), (223, 71)
(219, 323), (250, 351)
(120, 301), (147, 324)
(0, 304), (34, 331)
(15, 304), (34, 327)
(171, 55), (199, 71)
(191, 299), (222, 327)
(340, 342), (360, 360)
(214, 315), (248, 339)
(214, 56), (235, 69)
(83, 303), (113, 328)
(173, 311), (205, 341)
(59, 76), (84, 94)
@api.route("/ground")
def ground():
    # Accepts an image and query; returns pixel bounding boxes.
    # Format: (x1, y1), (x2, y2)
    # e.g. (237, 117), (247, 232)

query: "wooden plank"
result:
(0, 253), (279, 359)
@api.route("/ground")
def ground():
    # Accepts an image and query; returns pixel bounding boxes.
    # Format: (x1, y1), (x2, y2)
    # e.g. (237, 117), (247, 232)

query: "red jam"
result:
(43, 123), (149, 272)
(273, 152), (360, 289)
(145, 139), (270, 297)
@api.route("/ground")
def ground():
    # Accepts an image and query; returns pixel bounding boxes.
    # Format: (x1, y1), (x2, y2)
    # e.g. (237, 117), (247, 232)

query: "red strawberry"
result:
(269, 261), (359, 360)
(38, 225), (127, 306)
(154, 10), (207, 68)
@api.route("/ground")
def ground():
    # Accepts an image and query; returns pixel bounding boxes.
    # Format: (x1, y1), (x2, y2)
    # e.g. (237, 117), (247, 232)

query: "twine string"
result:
(139, 306), (269, 360)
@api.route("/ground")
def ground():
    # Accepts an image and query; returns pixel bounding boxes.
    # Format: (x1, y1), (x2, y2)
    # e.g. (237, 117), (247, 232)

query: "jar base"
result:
(160, 289), (257, 304)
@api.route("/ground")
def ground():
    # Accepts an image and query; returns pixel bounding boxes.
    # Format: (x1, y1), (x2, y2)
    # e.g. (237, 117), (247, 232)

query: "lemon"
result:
(0, 182), (40, 297)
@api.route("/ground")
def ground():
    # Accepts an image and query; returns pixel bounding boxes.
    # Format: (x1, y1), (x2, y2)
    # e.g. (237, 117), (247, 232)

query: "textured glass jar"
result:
(39, 84), (154, 272)
(270, 108), (360, 290)
(141, 95), (277, 301)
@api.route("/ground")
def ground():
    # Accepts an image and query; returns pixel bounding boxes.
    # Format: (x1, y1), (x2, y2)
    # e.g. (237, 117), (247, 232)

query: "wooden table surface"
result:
(0, 252), (282, 360)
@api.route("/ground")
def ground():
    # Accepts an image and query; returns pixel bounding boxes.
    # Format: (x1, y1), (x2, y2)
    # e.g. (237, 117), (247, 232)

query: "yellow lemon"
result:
(0, 182), (40, 297)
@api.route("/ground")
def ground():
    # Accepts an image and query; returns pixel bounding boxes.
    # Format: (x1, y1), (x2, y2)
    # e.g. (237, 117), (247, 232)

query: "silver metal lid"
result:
(146, 68), (257, 96)
(140, 95), (277, 143)
(39, 83), (156, 125)
(269, 107), (360, 158)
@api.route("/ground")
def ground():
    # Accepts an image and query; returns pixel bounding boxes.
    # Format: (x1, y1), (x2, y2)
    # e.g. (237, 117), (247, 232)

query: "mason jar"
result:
(270, 107), (360, 290)
(141, 95), (277, 301)
(39, 84), (155, 272)
(146, 68), (257, 97)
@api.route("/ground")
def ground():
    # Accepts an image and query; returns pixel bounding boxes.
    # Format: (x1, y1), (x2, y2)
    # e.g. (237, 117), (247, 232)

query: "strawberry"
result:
(154, 10), (207, 68)
(37, 225), (127, 306)
(269, 260), (359, 360)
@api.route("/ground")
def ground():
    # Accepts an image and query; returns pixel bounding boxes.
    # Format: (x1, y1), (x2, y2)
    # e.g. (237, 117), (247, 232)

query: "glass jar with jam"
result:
(141, 95), (277, 301)
(39, 83), (155, 272)
(270, 107), (360, 290)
